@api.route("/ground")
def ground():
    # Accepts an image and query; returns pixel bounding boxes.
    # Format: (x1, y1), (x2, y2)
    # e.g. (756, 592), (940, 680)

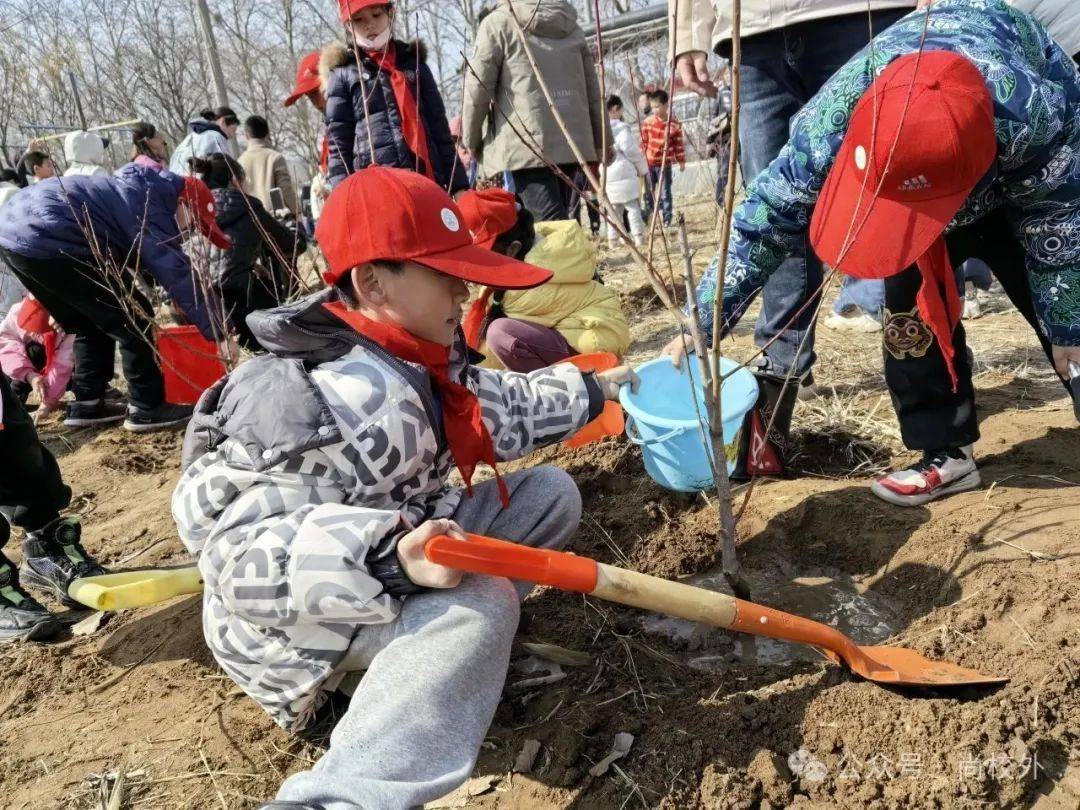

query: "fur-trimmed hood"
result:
(318, 39), (429, 93)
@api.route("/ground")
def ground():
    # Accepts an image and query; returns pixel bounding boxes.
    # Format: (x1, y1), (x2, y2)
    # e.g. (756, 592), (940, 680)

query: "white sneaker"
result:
(871, 446), (980, 506)
(824, 310), (882, 333)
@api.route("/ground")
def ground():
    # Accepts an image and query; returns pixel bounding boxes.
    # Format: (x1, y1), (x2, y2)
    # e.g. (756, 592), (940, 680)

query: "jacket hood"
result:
(212, 185), (252, 229)
(188, 118), (226, 137)
(500, 0), (578, 37)
(318, 39), (428, 93)
(246, 288), (361, 363)
(64, 131), (105, 166)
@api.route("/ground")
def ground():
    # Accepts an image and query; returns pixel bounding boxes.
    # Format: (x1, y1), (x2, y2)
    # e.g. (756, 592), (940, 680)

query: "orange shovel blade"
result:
(559, 352), (625, 448)
(835, 646), (1009, 688)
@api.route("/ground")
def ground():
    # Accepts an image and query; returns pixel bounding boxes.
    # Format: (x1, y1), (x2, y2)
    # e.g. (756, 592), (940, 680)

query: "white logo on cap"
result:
(440, 208), (460, 232)
(899, 175), (932, 191)
(854, 145), (868, 171)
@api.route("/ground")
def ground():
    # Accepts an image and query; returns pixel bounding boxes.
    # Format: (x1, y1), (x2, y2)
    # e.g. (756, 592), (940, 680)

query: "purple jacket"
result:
(0, 164), (213, 338)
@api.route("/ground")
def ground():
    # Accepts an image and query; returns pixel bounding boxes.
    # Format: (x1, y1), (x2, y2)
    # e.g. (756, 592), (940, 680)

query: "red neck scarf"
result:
(324, 301), (509, 507)
(914, 237), (962, 390)
(17, 299), (58, 377)
(367, 45), (435, 181)
(463, 288), (494, 350)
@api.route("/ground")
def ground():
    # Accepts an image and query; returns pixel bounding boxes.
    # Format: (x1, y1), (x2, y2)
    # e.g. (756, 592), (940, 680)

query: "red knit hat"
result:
(179, 176), (231, 249)
(456, 189), (520, 249)
(338, 0), (389, 21)
(315, 167), (552, 289)
(284, 52), (322, 107)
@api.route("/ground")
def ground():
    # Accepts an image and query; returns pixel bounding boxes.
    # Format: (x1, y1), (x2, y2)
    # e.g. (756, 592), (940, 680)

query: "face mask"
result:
(352, 26), (391, 50)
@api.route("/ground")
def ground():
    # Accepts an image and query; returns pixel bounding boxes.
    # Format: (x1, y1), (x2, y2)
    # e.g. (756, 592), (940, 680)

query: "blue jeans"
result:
(646, 165), (673, 226)
(739, 8), (910, 377)
(833, 277), (885, 318)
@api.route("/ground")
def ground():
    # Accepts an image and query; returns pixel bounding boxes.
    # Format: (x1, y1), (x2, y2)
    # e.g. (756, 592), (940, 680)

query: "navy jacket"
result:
(321, 40), (468, 193)
(0, 164), (213, 338)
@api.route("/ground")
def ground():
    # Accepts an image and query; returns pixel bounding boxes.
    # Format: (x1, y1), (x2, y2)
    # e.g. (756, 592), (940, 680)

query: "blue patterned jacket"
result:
(693, 0), (1080, 347)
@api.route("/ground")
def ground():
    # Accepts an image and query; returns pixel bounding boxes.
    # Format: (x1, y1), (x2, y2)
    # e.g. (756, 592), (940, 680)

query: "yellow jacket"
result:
(481, 220), (630, 366)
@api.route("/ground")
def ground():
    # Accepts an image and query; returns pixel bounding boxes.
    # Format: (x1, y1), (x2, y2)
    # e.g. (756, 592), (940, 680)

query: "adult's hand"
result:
(1051, 344), (1080, 380)
(676, 51), (717, 98)
(915, 0), (934, 8)
(396, 518), (468, 589)
(662, 333), (693, 369)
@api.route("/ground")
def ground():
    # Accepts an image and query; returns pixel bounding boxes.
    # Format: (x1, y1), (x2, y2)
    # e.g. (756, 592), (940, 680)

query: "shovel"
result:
(68, 566), (203, 611)
(425, 533), (1007, 688)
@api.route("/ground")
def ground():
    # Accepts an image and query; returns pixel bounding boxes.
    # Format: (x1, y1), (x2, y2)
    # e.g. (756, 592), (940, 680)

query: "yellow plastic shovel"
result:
(68, 565), (203, 611)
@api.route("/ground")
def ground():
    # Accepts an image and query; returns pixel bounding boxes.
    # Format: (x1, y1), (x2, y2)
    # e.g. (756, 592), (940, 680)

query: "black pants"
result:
(884, 210), (1059, 451)
(0, 372), (71, 539)
(568, 169), (600, 234)
(511, 164), (576, 222)
(0, 248), (164, 411)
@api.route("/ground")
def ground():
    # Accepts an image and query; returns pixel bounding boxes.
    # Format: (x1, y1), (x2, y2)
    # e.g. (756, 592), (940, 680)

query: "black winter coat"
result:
(320, 40), (468, 193)
(209, 186), (306, 295)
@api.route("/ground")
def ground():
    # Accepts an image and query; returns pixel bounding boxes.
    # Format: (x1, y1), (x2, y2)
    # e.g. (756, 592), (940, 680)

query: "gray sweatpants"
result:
(274, 465), (582, 810)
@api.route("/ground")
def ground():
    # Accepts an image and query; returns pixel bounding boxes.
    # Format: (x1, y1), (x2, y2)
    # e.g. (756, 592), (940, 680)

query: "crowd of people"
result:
(0, 0), (1078, 807)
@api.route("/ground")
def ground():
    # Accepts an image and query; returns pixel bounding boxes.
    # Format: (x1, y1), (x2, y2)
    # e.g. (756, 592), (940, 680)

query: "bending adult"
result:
(461, 0), (611, 222)
(667, 0), (1080, 506)
(0, 164), (231, 432)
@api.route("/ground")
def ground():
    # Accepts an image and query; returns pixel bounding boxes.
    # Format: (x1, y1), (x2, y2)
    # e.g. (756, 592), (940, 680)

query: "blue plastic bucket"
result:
(619, 357), (759, 492)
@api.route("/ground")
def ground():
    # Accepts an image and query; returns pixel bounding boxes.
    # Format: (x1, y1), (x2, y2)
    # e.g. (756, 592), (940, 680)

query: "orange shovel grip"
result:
(425, 533), (599, 593)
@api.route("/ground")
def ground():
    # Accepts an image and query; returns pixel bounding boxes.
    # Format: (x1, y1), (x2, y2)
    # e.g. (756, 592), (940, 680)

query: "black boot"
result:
(0, 516), (60, 643)
(19, 517), (106, 607)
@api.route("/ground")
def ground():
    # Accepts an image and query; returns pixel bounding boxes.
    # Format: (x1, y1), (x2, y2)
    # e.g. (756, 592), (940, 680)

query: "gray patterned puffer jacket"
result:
(171, 289), (596, 731)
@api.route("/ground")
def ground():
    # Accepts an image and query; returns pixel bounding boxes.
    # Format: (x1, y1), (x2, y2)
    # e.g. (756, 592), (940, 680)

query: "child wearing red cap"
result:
(172, 167), (635, 810)
(320, 0), (468, 194)
(457, 188), (631, 372)
(668, 0), (1080, 505)
(0, 296), (75, 423)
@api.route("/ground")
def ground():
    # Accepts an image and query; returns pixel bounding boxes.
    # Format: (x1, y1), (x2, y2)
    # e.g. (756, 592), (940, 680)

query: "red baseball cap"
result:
(457, 188), (520, 249)
(338, 0), (389, 21)
(315, 167), (552, 289)
(810, 51), (996, 278)
(180, 176), (231, 249)
(17, 296), (51, 334)
(284, 52), (322, 107)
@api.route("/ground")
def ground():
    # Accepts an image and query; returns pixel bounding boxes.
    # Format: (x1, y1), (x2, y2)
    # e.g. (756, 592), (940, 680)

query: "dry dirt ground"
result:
(1, 198), (1077, 809)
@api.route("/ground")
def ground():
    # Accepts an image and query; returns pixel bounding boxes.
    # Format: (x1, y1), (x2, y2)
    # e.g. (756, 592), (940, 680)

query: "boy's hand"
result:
(29, 373), (45, 402)
(595, 365), (640, 400)
(396, 519), (467, 589)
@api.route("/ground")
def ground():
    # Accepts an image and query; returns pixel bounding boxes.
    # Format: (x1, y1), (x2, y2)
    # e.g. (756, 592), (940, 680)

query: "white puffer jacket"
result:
(604, 119), (648, 205)
(63, 131), (108, 177)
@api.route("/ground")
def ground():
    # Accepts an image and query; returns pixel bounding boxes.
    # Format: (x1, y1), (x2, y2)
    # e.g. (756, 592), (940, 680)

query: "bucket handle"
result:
(625, 414), (685, 446)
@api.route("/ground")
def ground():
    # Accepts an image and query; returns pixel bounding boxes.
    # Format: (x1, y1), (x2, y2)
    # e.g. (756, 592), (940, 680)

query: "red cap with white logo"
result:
(810, 50), (996, 277)
(315, 167), (553, 289)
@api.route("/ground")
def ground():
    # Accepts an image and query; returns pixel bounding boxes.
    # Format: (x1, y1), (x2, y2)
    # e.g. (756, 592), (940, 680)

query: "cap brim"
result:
(810, 136), (970, 279)
(283, 81), (320, 108)
(415, 242), (552, 290)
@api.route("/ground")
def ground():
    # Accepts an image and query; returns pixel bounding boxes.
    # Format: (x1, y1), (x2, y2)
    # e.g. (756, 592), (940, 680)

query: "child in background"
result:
(321, 0), (468, 194)
(130, 121), (170, 171)
(458, 189), (631, 372)
(0, 297), (75, 424)
(172, 167), (636, 809)
(640, 88), (685, 227)
(604, 95), (648, 248)
(191, 153), (308, 348)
